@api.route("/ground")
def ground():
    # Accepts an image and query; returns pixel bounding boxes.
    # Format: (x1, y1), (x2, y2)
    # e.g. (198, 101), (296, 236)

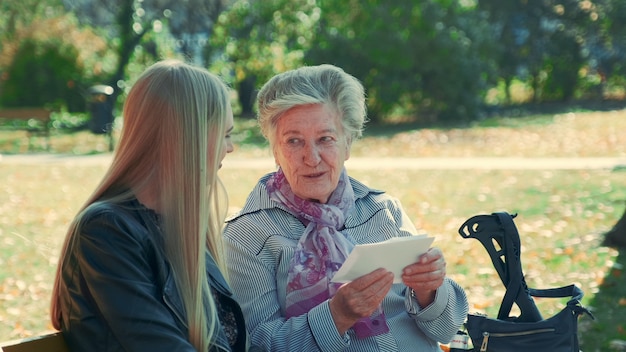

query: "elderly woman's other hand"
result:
(401, 247), (447, 307)
(329, 268), (394, 335)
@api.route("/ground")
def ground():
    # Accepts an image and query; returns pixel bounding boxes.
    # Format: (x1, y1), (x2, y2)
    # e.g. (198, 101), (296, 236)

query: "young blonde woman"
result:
(50, 60), (249, 351)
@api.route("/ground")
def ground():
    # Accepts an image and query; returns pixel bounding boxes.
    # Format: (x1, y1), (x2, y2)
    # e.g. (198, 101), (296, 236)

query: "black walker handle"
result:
(458, 212), (543, 322)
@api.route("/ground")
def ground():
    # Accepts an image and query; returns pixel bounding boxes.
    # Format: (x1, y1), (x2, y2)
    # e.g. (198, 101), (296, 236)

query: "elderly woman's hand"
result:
(401, 247), (447, 307)
(328, 268), (394, 335)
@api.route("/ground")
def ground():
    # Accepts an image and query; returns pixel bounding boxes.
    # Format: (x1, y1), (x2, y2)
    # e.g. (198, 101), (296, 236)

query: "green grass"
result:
(1, 109), (626, 350)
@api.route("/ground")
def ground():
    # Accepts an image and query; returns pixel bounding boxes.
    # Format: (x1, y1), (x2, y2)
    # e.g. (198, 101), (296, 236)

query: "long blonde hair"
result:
(50, 60), (231, 351)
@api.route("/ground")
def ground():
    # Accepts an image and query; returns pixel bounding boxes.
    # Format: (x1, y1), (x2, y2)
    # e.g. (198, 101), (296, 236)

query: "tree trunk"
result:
(602, 203), (626, 249)
(237, 75), (257, 118)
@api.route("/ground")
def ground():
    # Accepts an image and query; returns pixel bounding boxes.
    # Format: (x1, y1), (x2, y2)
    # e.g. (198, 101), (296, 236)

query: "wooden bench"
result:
(0, 107), (53, 150)
(0, 331), (68, 352)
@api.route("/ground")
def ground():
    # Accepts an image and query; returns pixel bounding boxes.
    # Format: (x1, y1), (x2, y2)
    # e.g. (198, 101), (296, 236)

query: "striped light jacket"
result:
(224, 172), (468, 351)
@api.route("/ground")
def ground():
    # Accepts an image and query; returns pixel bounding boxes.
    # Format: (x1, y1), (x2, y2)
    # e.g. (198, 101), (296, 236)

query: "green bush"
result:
(0, 39), (86, 112)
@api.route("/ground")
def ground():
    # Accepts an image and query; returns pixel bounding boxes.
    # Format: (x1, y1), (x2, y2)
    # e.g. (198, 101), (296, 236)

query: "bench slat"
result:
(0, 108), (52, 151)
(0, 108), (52, 121)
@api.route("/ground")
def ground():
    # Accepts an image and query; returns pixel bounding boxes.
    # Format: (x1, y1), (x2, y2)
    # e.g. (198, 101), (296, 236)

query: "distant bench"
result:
(0, 107), (53, 150)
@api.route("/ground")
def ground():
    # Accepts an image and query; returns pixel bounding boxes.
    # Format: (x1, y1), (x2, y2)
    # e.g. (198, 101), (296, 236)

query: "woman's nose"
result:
(303, 143), (321, 165)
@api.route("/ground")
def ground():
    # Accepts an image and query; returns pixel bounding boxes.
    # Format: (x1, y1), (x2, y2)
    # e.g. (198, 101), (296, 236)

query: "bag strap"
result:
(529, 284), (595, 319)
(528, 284), (582, 300)
(458, 212), (542, 322)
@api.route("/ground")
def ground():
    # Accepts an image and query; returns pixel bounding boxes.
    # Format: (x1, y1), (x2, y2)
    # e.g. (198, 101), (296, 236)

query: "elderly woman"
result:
(223, 64), (468, 351)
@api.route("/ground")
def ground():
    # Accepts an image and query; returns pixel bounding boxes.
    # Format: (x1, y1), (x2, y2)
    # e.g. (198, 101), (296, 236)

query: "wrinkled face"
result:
(218, 105), (234, 169)
(273, 104), (350, 203)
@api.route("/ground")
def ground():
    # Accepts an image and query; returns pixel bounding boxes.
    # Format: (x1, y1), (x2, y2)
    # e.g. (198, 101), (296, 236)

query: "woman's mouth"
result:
(305, 171), (325, 178)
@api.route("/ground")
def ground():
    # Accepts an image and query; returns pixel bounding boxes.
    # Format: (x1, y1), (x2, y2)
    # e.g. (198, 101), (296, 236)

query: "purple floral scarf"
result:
(266, 168), (389, 339)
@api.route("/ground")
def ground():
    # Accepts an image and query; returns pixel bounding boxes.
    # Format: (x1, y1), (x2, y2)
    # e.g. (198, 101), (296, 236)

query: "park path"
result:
(1, 153), (625, 170)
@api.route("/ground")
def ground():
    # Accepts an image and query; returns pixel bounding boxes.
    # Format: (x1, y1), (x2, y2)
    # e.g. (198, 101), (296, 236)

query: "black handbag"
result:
(457, 212), (593, 352)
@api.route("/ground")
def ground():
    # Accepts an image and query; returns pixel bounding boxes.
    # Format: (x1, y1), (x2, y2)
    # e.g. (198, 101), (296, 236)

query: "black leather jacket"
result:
(58, 199), (247, 351)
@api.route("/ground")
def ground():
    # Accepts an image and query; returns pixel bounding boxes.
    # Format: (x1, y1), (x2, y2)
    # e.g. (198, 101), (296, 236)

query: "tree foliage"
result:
(0, 38), (85, 111)
(61, 0), (225, 66)
(2, 0), (625, 123)
(306, 0), (498, 122)
(57, 0), (225, 110)
(210, 0), (317, 116)
(211, 0), (625, 123)
(477, 0), (624, 102)
(212, 0), (499, 123)
(0, 2), (108, 112)
(580, 0), (626, 89)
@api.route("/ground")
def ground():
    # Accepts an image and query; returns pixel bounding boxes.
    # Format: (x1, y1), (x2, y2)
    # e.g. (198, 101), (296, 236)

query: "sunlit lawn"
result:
(1, 109), (626, 350)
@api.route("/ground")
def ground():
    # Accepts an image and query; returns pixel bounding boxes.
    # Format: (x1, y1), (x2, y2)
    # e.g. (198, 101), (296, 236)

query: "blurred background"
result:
(1, 1), (625, 350)
(0, 0), (624, 134)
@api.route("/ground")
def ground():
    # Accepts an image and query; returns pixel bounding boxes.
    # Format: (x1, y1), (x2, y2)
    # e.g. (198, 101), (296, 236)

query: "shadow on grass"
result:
(580, 248), (626, 351)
